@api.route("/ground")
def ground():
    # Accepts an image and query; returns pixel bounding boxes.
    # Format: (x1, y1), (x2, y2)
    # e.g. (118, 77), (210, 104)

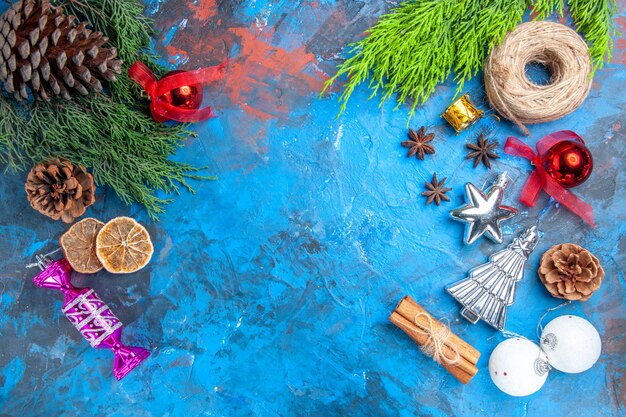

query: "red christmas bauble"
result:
(542, 140), (593, 188)
(159, 70), (203, 109)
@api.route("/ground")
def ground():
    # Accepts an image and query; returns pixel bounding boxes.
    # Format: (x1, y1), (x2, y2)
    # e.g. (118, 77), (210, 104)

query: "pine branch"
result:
(0, 0), (214, 219)
(569, 0), (619, 70)
(1, 95), (213, 219)
(453, 0), (528, 91)
(532, 0), (566, 19)
(322, 0), (531, 120)
(322, 0), (457, 118)
(0, 99), (29, 171)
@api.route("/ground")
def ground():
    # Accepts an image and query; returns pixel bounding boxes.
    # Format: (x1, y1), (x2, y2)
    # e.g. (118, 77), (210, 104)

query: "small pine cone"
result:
(538, 243), (604, 301)
(0, 0), (122, 101)
(25, 158), (96, 223)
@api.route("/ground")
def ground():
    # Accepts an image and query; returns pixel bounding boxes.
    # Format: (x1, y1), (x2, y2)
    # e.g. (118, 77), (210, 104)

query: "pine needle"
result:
(532, 0), (566, 19)
(0, 100), (29, 169)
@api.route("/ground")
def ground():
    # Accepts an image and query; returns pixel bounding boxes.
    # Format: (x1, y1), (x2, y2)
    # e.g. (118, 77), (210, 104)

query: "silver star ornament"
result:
(450, 172), (518, 245)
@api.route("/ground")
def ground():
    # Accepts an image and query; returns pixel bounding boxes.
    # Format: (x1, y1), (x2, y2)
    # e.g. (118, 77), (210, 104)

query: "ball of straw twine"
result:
(484, 21), (592, 136)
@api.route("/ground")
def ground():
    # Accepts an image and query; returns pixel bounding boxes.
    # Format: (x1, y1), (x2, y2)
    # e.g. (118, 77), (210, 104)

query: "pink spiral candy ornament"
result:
(32, 256), (150, 380)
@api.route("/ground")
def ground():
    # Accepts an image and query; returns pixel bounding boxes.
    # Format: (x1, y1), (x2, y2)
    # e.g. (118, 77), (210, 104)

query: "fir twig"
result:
(2, 95), (211, 218)
(0, 99), (29, 170)
(323, 0), (619, 120)
(569, 0), (619, 70)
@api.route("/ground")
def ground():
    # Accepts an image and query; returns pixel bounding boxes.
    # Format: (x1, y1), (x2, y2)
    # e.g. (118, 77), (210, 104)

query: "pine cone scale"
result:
(28, 27), (39, 45)
(69, 200), (85, 217)
(577, 268), (593, 282)
(53, 197), (64, 212)
(38, 31), (47, 53)
(543, 269), (562, 284)
(575, 282), (594, 296)
(64, 176), (78, 189)
(39, 57), (50, 79)
(7, 30), (16, 48)
(17, 39), (30, 59)
(31, 48), (41, 67)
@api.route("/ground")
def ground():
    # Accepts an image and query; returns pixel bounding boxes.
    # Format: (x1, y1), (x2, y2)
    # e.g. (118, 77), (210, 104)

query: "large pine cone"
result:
(25, 158), (96, 223)
(0, 0), (122, 101)
(538, 243), (604, 301)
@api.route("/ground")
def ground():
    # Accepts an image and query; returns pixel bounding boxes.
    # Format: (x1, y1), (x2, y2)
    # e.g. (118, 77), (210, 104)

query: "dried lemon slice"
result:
(96, 217), (153, 274)
(60, 218), (105, 274)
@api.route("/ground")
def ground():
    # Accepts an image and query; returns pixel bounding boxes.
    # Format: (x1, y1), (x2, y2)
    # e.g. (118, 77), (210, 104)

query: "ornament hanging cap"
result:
(493, 171), (509, 189)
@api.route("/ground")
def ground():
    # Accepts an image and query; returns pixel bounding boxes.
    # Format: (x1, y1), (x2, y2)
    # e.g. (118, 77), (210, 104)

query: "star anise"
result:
(466, 134), (500, 169)
(402, 127), (435, 160)
(422, 173), (451, 206)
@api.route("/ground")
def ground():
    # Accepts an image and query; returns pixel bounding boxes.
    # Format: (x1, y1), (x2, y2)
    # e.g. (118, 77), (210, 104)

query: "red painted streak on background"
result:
(618, 38), (626, 65)
(152, 2), (329, 156)
(188, 0), (218, 21)
(223, 27), (325, 121)
(240, 103), (276, 121)
(165, 45), (190, 64)
(616, 16), (626, 65)
(160, 26), (325, 121)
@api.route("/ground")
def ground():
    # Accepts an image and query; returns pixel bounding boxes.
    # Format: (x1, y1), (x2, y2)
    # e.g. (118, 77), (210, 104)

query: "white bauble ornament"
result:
(540, 315), (601, 374)
(489, 338), (549, 396)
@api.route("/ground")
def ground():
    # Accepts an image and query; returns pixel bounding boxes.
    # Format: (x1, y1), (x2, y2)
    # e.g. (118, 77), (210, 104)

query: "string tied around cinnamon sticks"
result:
(413, 313), (460, 366)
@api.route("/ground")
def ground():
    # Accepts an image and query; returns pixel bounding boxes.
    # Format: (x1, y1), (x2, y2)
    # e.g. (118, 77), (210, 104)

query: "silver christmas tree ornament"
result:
(450, 172), (518, 245)
(446, 226), (540, 331)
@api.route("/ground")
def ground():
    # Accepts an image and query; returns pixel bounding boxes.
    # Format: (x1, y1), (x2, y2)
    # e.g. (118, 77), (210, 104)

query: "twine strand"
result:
(484, 21), (592, 136)
(413, 313), (460, 365)
(25, 248), (62, 269)
(536, 300), (572, 340)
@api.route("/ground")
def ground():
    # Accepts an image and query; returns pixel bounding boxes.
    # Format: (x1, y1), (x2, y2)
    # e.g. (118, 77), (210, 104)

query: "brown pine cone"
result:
(538, 243), (604, 301)
(25, 158), (96, 223)
(0, 0), (122, 101)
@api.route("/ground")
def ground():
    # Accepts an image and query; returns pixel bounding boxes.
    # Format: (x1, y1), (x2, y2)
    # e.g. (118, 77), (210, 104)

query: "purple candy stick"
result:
(32, 257), (150, 380)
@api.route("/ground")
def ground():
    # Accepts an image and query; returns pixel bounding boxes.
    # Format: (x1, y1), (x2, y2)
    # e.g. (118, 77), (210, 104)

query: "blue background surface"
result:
(1, 1), (625, 416)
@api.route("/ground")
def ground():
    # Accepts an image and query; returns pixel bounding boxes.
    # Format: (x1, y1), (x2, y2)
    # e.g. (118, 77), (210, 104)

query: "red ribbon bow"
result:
(128, 60), (227, 123)
(504, 130), (594, 227)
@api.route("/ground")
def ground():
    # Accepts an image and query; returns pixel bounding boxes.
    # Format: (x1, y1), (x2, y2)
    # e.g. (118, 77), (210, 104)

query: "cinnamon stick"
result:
(388, 296), (481, 384)
(395, 295), (480, 365)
